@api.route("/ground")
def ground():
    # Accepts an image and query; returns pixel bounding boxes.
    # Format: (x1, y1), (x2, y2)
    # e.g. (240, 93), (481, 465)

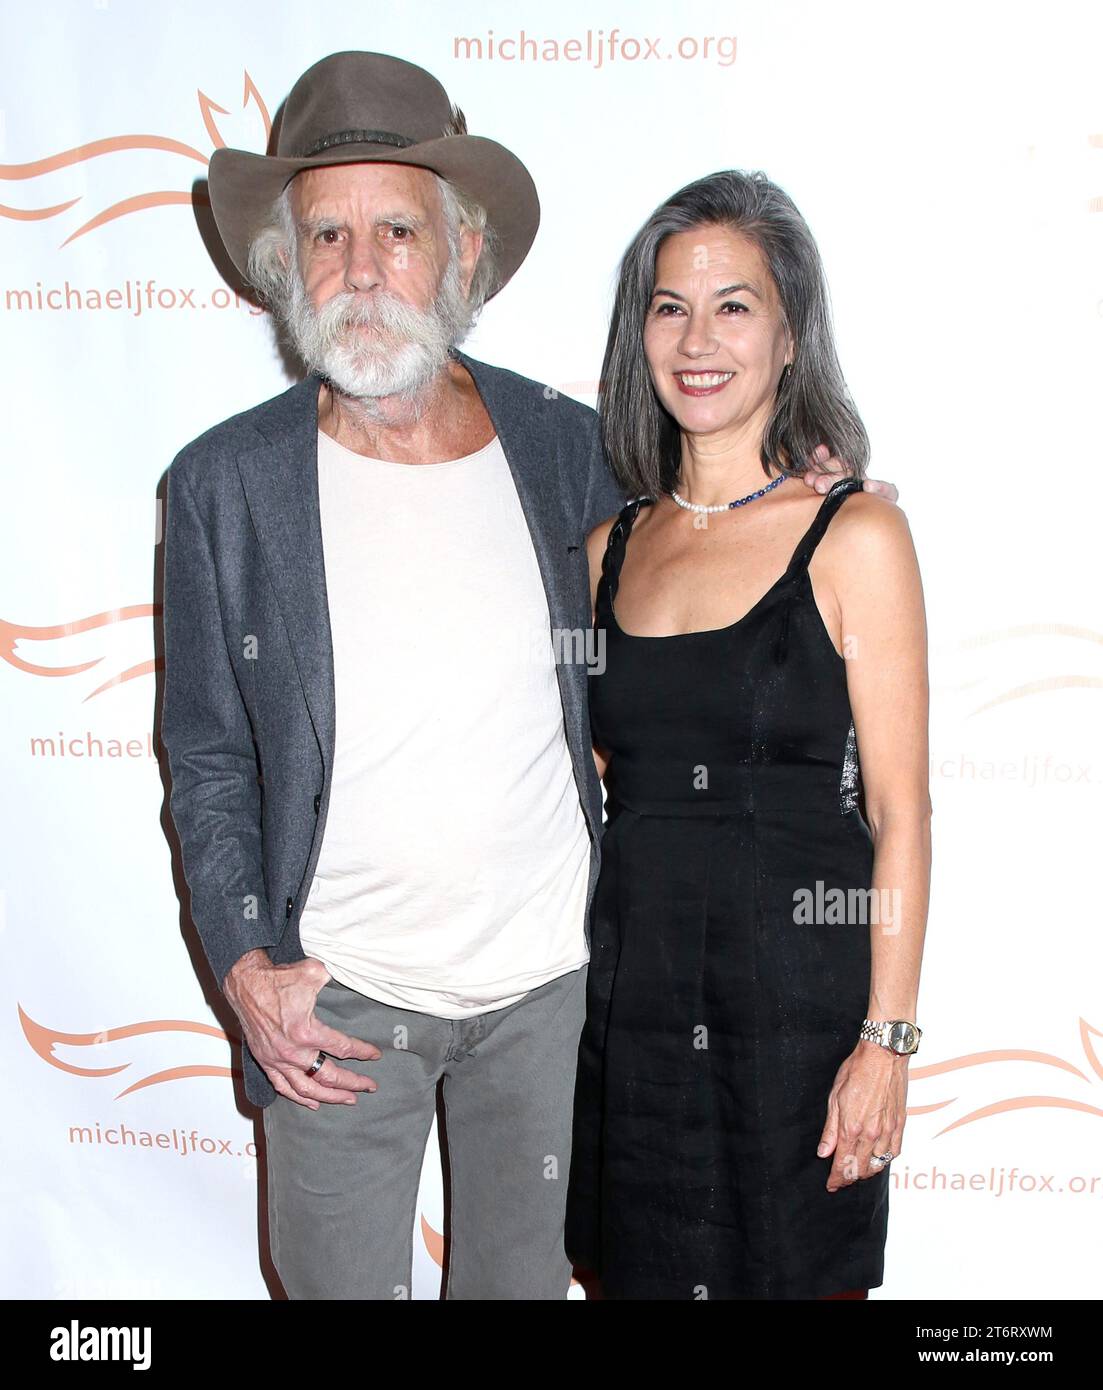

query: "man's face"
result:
(294, 161), (457, 316)
(281, 162), (481, 404)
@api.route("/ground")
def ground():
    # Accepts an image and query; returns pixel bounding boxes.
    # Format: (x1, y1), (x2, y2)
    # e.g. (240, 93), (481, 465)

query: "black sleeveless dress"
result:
(565, 477), (889, 1300)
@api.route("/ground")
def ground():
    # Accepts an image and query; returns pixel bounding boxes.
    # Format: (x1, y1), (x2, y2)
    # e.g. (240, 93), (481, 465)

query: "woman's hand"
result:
(817, 1042), (908, 1191)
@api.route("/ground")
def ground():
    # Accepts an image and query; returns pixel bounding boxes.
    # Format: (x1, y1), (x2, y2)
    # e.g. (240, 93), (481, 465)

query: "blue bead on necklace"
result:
(670, 472), (787, 515)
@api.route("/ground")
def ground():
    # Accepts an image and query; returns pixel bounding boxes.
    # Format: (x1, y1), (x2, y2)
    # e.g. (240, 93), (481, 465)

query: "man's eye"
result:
(387, 224), (411, 239)
(317, 229), (340, 244)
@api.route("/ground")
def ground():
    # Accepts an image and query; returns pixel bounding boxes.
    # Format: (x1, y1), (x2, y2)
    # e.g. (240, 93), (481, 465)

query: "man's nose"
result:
(342, 231), (389, 293)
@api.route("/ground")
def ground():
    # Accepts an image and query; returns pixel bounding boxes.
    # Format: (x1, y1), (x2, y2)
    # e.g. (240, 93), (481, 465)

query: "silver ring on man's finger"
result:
(870, 1151), (895, 1167)
(306, 1051), (327, 1077)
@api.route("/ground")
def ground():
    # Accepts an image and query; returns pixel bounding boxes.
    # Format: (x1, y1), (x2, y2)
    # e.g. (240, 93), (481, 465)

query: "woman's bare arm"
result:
(831, 493), (932, 1021)
(814, 491), (931, 1191)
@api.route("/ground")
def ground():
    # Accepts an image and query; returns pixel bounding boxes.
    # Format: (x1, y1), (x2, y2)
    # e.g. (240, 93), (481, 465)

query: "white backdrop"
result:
(1, 0), (1100, 1300)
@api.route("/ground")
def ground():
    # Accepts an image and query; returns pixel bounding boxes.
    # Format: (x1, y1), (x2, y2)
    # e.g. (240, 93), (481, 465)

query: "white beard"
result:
(283, 253), (474, 409)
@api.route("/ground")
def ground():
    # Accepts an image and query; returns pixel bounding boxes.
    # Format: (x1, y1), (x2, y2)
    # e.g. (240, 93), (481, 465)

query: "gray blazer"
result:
(160, 349), (630, 1109)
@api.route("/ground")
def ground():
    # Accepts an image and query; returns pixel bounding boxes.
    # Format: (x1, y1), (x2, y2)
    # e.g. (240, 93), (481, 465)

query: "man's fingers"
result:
(800, 449), (837, 491)
(815, 445), (845, 492)
(293, 1038), (377, 1094)
(295, 1069), (374, 1104)
(285, 1051), (376, 1104)
(862, 477), (899, 503)
(314, 1020), (382, 1062)
(270, 1070), (304, 1104)
(266, 1029), (380, 1105)
(309, 1054), (378, 1096)
(258, 1010), (385, 1106)
(268, 1066), (332, 1110)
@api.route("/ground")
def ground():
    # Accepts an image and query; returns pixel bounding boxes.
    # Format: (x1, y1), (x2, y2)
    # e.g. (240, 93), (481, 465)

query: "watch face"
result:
(889, 1022), (917, 1054)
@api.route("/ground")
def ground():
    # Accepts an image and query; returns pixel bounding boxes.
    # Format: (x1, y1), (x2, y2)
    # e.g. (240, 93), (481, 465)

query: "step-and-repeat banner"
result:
(2, 0), (1100, 1299)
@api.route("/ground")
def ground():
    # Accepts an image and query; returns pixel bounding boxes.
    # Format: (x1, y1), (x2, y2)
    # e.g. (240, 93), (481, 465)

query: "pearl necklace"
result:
(670, 472), (786, 514)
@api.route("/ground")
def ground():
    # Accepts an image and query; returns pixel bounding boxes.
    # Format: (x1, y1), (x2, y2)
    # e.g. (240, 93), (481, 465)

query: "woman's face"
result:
(642, 224), (793, 441)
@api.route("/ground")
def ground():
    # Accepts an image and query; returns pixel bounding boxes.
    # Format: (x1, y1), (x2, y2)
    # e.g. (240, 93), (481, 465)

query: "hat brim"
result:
(207, 134), (540, 298)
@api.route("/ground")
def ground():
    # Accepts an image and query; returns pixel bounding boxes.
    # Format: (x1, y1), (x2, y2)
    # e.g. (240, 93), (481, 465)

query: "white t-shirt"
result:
(297, 427), (590, 1016)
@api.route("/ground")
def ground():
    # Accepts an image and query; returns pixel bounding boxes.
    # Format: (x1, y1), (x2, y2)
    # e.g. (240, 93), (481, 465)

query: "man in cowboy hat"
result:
(161, 49), (894, 1301)
(161, 49), (621, 1302)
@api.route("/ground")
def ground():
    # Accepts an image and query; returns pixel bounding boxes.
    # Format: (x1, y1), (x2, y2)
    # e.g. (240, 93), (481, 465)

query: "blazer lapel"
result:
(237, 373), (336, 765)
(452, 349), (578, 635)
(453, 350), (591, 800)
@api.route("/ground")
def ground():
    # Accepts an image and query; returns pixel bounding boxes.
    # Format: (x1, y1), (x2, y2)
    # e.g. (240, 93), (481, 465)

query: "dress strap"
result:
(783, 476), (863, 576)
(598, 496), (655, 614)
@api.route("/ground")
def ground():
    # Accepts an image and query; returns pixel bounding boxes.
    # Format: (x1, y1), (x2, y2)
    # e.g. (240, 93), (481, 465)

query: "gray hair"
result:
(244, 142), (500, 322)
(600, 168), (869, 496)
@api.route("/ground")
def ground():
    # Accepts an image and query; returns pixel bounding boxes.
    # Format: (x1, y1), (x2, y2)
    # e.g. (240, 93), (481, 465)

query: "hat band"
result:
(300, 128), (417, 157)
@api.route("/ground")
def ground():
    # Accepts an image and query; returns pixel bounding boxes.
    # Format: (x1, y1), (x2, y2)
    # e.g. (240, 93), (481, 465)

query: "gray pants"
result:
(262, 963), (588, 1300)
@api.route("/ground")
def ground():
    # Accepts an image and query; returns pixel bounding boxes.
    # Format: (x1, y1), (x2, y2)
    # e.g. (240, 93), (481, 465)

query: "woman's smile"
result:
(673, 370), (734, 396)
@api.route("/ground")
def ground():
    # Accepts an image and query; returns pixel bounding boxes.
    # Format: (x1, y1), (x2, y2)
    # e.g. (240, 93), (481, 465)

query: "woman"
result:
(565, 170), (931, 1300)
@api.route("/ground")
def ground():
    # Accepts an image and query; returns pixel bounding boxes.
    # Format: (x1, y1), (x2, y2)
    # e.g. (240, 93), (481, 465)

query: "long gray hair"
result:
(600, 169), (868, 496)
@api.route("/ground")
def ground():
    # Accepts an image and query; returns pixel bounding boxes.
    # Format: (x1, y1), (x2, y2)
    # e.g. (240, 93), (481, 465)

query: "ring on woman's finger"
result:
(306, 1050), (328, 1077)
(869, 1151), (895, 1167)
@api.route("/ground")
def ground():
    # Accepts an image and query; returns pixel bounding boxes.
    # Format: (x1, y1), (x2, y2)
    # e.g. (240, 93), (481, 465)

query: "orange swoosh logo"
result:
(908, 1020), (1103, 1135)
(940, 625), (1103, 717)
(0, 604), (161, 699)
(19, 1006), (232, 1099)
(910, 1048), (1091, 1083)
(971, 675), (1103, 717)
(933, 1094), (1103, 1137)
(0, 71), (271, 243)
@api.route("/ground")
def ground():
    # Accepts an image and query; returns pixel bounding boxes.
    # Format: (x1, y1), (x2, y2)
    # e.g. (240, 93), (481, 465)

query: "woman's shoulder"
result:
(585, 512), (620, 562)
(817, 483), (919, 583)
(827, 484), (912, 546)
(586, 496), (652, 554)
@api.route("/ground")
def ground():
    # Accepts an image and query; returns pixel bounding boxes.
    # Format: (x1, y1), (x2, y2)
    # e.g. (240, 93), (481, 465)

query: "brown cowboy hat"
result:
(207, 50), (539, 296)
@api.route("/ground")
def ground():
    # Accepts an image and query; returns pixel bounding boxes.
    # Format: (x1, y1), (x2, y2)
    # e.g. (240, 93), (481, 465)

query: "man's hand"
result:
(223, 951), (381, 1109)
(801, 444), (899, 503)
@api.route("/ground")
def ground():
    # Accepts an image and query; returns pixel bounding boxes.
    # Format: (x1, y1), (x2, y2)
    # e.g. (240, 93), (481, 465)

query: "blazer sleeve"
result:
(581, 410), (632, 534)
(160, 460), (281, 991)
